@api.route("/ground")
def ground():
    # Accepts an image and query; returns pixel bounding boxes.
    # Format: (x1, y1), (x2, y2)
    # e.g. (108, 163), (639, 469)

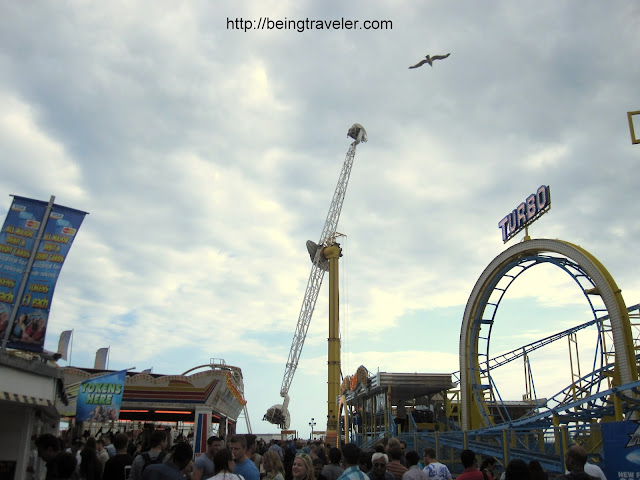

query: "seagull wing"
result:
(431, 53), (451, 61)
(409, 59), (429, 69)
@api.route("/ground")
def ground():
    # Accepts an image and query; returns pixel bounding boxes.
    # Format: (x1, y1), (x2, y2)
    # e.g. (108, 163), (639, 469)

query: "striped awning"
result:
(1, 391), (55, 407)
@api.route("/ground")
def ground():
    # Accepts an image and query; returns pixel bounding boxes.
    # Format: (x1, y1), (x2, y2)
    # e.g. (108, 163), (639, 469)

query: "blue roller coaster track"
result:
(391, 303), (640, 474)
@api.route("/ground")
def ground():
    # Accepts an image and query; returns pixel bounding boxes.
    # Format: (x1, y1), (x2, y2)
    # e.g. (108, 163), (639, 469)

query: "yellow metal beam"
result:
(325, 244), (342, 441)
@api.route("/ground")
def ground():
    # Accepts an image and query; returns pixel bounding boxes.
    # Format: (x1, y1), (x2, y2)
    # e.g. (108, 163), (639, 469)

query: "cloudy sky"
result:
(1, 1), (639, 436)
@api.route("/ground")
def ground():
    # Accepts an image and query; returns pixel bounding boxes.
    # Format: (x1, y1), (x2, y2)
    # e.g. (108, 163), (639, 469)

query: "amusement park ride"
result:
(263, 124), (367, 444)
(263, 115), (639, 473)
(333, 183), (640, 474)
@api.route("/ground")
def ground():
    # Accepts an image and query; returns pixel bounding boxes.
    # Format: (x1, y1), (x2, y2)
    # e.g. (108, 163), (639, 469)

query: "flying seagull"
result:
(409, 53), (450, 69)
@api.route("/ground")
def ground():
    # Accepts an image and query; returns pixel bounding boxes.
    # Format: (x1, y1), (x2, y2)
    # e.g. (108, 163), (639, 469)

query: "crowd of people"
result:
(33, 431), (606, 480)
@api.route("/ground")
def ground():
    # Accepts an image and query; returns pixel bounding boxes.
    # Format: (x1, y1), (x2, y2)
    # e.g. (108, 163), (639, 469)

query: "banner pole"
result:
(1, 195), (55, 350)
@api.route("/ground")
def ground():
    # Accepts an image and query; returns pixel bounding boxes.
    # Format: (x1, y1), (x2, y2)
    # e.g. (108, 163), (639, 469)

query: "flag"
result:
(57, 330), (72, 360)
(94, 347), (109, 369)
(76, 370), (126, 422)
(141, 368), (152, 373)
(0, 195), (87, 354)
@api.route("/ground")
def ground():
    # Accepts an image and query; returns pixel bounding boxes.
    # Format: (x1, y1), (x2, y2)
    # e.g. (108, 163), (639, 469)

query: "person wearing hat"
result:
(367, 453), (393, 480)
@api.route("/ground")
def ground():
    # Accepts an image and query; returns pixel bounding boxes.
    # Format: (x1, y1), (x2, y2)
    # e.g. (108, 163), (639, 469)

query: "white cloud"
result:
(0, 94), (85, 201)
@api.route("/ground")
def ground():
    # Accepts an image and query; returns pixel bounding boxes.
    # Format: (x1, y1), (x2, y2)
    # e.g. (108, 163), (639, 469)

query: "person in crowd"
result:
(336, 444), (366, 480)
(26, 433), (39, 480)
(479, 457), (497, 480)
(358, 452), (372, 476)
(320, 447), (343, 480)
(401, 452), (427, 480)
(129, 431), (168, 480)
(528, 460), (548, 480)
(57, 452), (80, 480)
(230, 435), (260, 480)
(292, 453), (315, 480)
(385, 448), (407, 480)
(263, 450), (285, 480)
(312, 442), (327, 466)
(193, 436), (223, 480)
(456, 450), (483, 480)
(561, 445), (604, 480)
(268, 441), (284, 462)
(397, 443), (407, 468)
(78, 436), (103, 480)
(103, 433), (135, 480)
(68, 437), (85, 467)
(209, 448), (244, 480)
(130, 441), (143, 458)
(35, 433), (66, 480)
(564, 452), (606, 480)
(97, 439), (110, 468)
(422, 448), (451, 480)
(313, 458), (327, 480)
(367, 453), (393, 480)
(141, 442), (193, 480)
(283, 445), (296, 480)
(504, 459), (529, 480)
(384, 440), (399, 456)
(247, 435), (263, 474)
(395, 405), (408, 434)
(258, 439), (267, 456)
(101, 435), (117, 458)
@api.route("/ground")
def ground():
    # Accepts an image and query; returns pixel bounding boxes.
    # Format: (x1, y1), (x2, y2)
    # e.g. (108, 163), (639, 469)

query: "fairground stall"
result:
(57, 359), (248, 452)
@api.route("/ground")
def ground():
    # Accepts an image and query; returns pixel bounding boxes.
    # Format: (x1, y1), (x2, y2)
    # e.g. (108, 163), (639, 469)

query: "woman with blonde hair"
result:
(263, 450), (285, 480)
(292, 453), (314, 480)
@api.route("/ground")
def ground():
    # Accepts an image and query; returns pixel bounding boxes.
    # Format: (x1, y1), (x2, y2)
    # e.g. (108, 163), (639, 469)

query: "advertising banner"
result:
(602, 420), (640, 477)
(76, 370), (127, 422)
(0, 196), (87, 352)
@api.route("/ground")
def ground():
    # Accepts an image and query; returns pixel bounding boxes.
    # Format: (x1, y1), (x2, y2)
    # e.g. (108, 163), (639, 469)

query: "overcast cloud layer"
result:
(1, 1), (639, 436)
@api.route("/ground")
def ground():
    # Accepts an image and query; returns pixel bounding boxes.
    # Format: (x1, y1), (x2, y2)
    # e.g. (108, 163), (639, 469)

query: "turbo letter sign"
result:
(498, 185), (551, 243)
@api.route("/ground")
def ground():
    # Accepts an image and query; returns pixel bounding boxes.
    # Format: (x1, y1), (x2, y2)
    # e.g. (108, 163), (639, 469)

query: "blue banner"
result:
(0, 196), (87, 352)
(602, 420), (640, 477)
(76, 370), (127, 422)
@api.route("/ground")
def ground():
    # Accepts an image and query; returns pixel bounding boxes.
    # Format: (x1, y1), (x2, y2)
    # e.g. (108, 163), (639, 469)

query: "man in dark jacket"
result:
(103, 433), (135, 480)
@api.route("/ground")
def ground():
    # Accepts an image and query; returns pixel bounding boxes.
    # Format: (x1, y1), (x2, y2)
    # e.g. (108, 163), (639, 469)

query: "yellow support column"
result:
(502, 429), (509, 466)
(325, 243), (342, 445)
